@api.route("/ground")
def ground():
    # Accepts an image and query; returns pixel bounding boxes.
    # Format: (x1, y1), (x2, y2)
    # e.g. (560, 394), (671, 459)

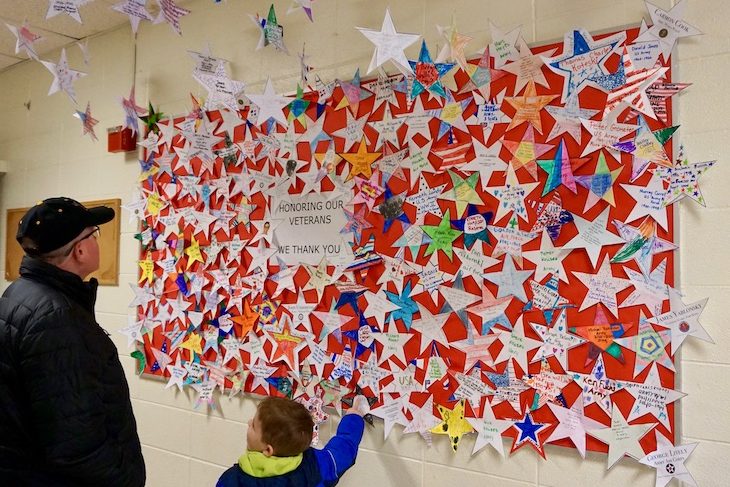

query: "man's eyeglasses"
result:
(78, 226), (100, 243)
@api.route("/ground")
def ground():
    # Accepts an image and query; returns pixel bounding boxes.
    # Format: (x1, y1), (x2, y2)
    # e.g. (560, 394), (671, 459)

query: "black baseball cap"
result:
(16, 197), (115, 254)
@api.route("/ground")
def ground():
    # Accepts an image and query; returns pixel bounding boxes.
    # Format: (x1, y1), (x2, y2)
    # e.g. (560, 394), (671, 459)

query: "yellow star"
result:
(430, 399), (474, 452)
(180, 332), (203, 356)
(138, 254), (155, 284)
(339, 137), (381, 182)
(185, 237), (204, 270)
(504, 80), (558, 133)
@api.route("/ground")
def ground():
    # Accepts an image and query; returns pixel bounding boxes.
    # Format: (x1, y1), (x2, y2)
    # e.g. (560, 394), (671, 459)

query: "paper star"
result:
(120, 86), (147, 135)
(645, 80), (691, 125)
(369, 394), (409, 439)
(487, 361), (530, 413)
(408, 41), (455, 99)
(484, 256), (533, 303)
(502, 125), (553, 181)
(357, 8), (420, 75)
(639, 435), (698, 487)
(165, 355), (188, 391)
(340, 137), (381, 182)
(451, 330), (499, 372)
(653, 146), (715, 207)
(617, 253), (672, 313)
(573, 257), (632, 317)
(268, 318), (307, 370)
(544, 29), (625, 102)
(412, 305), (451, 355)
(571, 306), (626, 366)
(621, 173), (669, 231)
(588, 407), (655, 469)
(459, 45), (507, 99)
(194, 64), (245, 112)
(467, 286), (512, 335)
(523, 231), (569, 283)
(376, 184), (410, 233)
(503, 80), (557, 134)
(528, 192), (574, 242)
(545, 94), (600, 146)
(249, 360), (278, 393)
(626, 115), (677, 182)
(302, 257), (331, 299)
(250, 4), (288, 53)
(487, 165), (540, 224)
(509, 411), (549, 458)
(604, 47), (667, 119)
(531, 310), (585, 372)
(449, 206), (492, 250)
(153, 0), (190, 35)
(371, 325), (413, 367)
(488, 223), (535, 267)
(430, 400), (474, 452)
(6, 21), (43, 59)
(439, 272), (481, 333)
(501, 38), (552, 94)
(489, 21), (521, 68)
(422, 209), (462, 260)
(112, 0), (154, 33)
(247, 78), (290, 127)
(563, 207), (624, 268)
(492, 316), (543, 374)
(572, 355), (623, 416)
(581, 110), (636, 158)
(459, 140), (506, 191)
(440, 170), (483, 218)
(624, 364), (685, 429)
(522, 359), (574, 409)
(46, 0), (84, 23)
(384, 281), (420, 330)
(73, 102), (99, 142)
(547, 398), (606, 458)
(402, 394), (440, 445)
(649, 287), (712, 355)
(635, 0), (702, 60)
(615, 314), (674, 377)
(399, 98), (438, 141)
(40, 48), (86, 104)
(614, 217), (676, 276)
(537, 139), (590, 196)
(335, 68), (371, 114)
(575, 150), (623, 212)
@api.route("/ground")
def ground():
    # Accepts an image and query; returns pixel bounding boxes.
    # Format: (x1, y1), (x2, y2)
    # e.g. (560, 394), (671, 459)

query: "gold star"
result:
(504, 80), (558, 133)
(339, 137), (381, 182)
(185, 237), (204, 270)
(180, 332), (203, 355)
(430, 399), (474, 452)
(138, 254), (155, 284)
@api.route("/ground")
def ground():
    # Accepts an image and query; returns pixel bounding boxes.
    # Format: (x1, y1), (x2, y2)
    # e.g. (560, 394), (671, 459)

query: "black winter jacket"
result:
(0, 257), (145, 486)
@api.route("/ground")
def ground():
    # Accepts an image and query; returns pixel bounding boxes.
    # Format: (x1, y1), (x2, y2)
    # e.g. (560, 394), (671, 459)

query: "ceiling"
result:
(0, 0), (188, 72)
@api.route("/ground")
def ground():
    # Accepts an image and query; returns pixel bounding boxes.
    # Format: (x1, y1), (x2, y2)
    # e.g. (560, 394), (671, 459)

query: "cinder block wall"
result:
(1, 1), (727, 486)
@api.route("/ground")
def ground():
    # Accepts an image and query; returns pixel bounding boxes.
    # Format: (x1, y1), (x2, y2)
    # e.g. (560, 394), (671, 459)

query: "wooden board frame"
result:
(4, 198), (121, 285)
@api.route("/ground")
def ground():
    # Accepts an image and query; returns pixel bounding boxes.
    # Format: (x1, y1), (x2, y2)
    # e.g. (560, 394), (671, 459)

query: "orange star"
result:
(269, 317), (305, 369)
(231, 298), (259, 337)
(339, 137), (381, 182)
(504, 80), (558, 133)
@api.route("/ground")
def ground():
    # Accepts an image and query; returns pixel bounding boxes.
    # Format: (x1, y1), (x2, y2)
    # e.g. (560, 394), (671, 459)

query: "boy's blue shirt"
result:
(217, 414), (365, 487)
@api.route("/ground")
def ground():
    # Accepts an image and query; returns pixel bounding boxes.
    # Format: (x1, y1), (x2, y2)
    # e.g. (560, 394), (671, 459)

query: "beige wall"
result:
(1, 0), (729, 486)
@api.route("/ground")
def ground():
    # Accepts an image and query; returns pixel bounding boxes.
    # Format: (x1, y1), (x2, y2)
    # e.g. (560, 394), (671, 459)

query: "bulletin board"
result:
(130, 24), (686, 459)
(5, 198), (121, 285)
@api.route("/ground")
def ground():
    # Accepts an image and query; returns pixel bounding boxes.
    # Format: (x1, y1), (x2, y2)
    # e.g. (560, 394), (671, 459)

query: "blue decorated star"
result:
(509, 412), (549, 458)
(450, 205), (492, 249)
(408, 41), (455, 100)
(384, 281), (419, 331)
(544, 29), (626, 102)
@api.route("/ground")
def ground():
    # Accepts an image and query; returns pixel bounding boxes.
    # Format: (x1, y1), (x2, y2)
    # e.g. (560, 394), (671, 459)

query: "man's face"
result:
(75, 226), (101, 277)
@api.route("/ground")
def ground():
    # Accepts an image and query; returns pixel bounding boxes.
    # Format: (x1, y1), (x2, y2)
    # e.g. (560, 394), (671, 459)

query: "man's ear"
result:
(262, 444), (275, 457)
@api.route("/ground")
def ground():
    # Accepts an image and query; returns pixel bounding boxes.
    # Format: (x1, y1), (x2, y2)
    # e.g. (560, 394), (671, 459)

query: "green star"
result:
(442, 170), (483, 217)
(140, 102), (163, 134)
(422, 209), (463, 260)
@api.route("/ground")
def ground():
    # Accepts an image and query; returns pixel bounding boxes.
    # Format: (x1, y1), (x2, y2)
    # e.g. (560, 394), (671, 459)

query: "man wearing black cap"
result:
(0, 197), (145, 486)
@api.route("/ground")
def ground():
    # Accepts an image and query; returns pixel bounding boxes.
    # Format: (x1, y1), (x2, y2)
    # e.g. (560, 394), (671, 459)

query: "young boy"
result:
(217, 395), (369, 487)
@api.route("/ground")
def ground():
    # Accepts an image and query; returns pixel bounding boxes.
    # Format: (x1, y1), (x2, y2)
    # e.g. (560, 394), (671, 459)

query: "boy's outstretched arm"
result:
(314, 395), (369, 486)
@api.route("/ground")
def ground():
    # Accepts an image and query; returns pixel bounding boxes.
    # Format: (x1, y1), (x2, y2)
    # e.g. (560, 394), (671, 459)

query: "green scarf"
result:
(239, 450), (303, 478)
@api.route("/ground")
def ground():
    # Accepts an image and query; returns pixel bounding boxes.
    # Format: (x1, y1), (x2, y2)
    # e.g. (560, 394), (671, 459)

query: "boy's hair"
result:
(257, 397), (314, 456)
